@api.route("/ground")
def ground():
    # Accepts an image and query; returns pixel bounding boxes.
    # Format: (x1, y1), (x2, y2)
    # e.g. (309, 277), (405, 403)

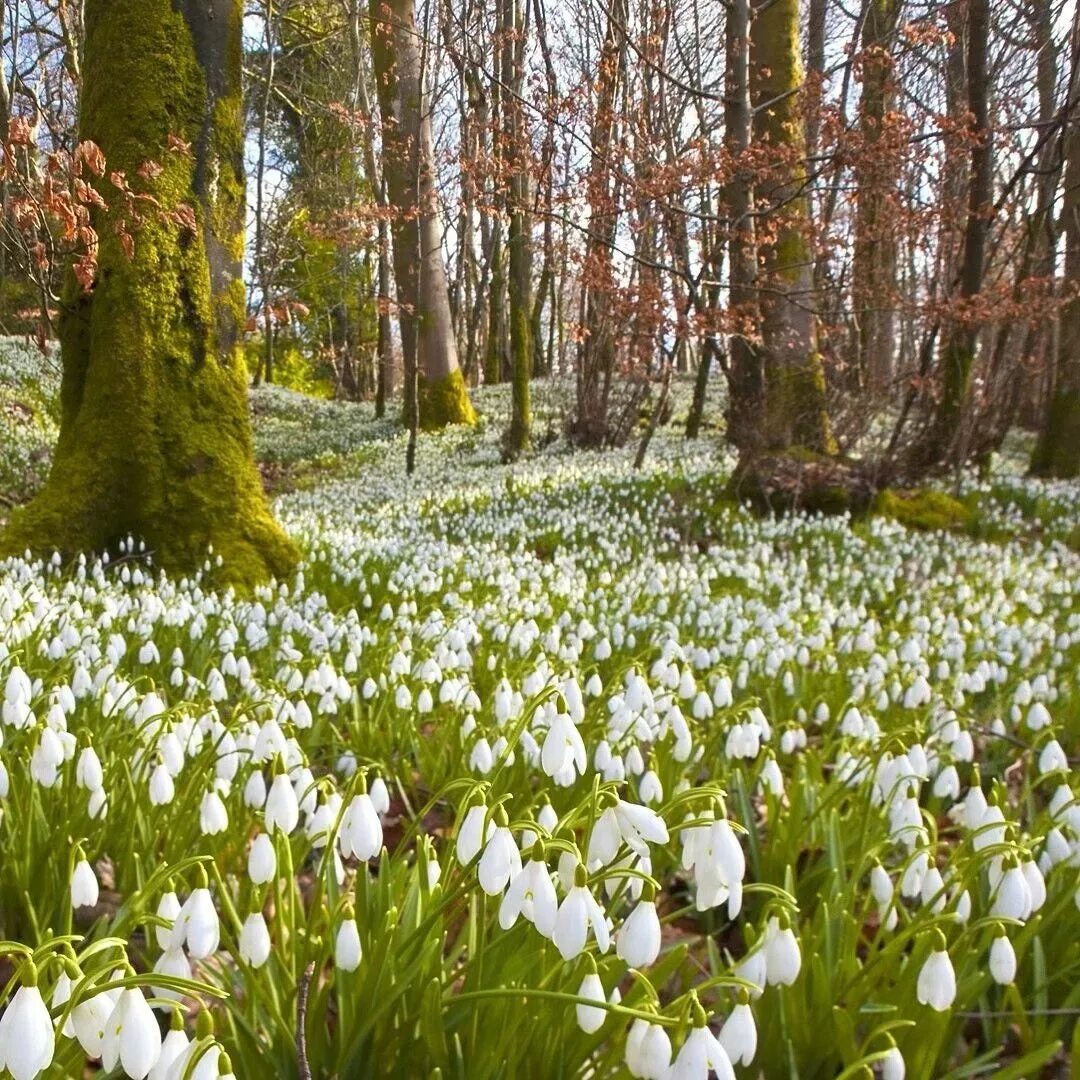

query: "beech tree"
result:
(2, 0), (296, 584)
(370, 0), (476, 429)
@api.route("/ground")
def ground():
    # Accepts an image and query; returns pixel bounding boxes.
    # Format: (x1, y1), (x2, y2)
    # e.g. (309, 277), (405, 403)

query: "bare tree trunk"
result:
(370, 0), (475, 428)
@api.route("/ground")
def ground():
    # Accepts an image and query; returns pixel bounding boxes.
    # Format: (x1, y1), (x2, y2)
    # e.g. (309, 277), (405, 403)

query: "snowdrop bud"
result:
(239, 912), (272, 969)
(177, 887), (220, 959)
(0, 962), (55, 1080)
(763, 915), (801, 986)
(989, 931), (1016, 985)
(149, 1016), (189, 1080)
(335, 915), (362, 972)
(248, 833), (277, 885)
(616, 893), (662, 968)
(625, 1018), (672, 1079)
(149, 764), (175, 806)
(156, 891), (181, 950)
(455, 802), (490, 866)
(341, 793), (383, 861)
(718, 994), (757, 1067)
(102, 988), (162, 1079)
(881, 1044), (905, 1080)
(265, 773), (300, 835)
(575, 971), (606, 1034)
(669, 1012), (735, 1080)
(916, 934), (956, 1011)
(71, 858), (99, 909)
(199, 791), (228, 836)
(76, 746), (104, 791)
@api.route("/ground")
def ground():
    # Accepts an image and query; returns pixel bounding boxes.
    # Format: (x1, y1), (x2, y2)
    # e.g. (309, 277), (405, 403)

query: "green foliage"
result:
(872, 488), (972, 532)
(419, 368), (478, 429)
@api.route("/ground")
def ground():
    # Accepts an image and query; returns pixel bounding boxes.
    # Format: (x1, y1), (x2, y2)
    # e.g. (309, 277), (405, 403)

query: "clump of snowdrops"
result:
(0, 378), (1077, 1079)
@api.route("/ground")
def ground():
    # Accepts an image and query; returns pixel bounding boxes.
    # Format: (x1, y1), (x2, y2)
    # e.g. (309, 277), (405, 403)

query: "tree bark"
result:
(370, 0), (475, 428)
(751, 0), (834, 452)
(1, 0), (297, 585)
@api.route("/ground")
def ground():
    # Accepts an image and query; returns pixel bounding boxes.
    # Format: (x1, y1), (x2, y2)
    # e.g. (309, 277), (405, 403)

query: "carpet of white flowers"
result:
(0, 361), (1078, 1079)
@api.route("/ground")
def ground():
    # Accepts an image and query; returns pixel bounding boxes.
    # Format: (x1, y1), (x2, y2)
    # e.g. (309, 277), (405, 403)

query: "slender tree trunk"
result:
(852, 0), (901, 395)
(370, 0), (475, 428)
(915, 0), (991, 469)
(504, 0), (532, 456)
(751, 0), (833, 451)
(2, 0), (296, 584)
(723, 0), (762, 449)
(1032, 10), (1080, 476)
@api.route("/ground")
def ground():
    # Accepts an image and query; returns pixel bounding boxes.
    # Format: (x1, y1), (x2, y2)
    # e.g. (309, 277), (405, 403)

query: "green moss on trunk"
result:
(1, 0), (297, 587)
(418, 369), (477, 430)
(1031, 388), (1080, 479)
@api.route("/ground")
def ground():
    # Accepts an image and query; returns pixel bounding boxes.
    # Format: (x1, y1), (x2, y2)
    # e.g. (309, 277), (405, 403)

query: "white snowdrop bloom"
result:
(243, 833), (276, 886)
(199, 790), (228, 835)
(763, 915), (801, 986)
(478, 826), (522, 896)
(155, 892), (181, 950)
(901, 848), (930, 898)
(362, 677), (377, 700)
(553, 870), (610, 961)
(335, 916), (362, 971)
(340, 793), (383, 861)
(669, 1022), (735, 1080)
(174, 887), (220, 959)
(456, 803), (494, 866)
(758, 757), (784, 797)
(541, 711), (587, 780)
(625, 1018), (672, 1079)
(870, 865), (893, 907)
(394, 684), (412, 710)
(639, 770), (663, 804)
(1021, 860), (1046, 912)
(932, 765), (960, 800)
(881, 1045), (906, 1080)
(989, 932), (1016, 985)
(920, 867), (947, 913)
(718, 997), (757, 1067)
(613, 800), (668, 856)
(163, 1039), (220, 1080)
(1026, 702), (1051, 731)
(152, 945), (192, 1002)
(150, 1024), (190, 1080)
(71, 858), (99, 909)
(499, 856), (558, 935)
(0, 977), (54, 1080)
(616, 896), (661, 968)
(469, 737), (494, 774)
(102, 988), (162, 1079)
(1038, 739), (1068, 775)
(73, 983), (120, 1056)
(149, 763), (175, 806)
(265, 772), (300, 834)
(991, 862), (1032, 921)
(587, 808), (622, 869)
(239, 912), (272, 968)
(76, 745), (104, 791)
(244, 770), (268, 809)
(575, 971), (607, 1034)
(916, 943), (956, 1011)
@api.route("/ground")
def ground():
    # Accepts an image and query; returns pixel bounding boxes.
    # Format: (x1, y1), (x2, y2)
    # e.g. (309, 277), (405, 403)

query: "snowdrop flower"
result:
(335, 913), (362, 972)
(478, 822), (522, 896)
(248, 833), (277, 884)
(991, 861), (1032, 921)
(718, 993), (757, 1067)
(76, 745), (104, 791)
(575, 970), (607, 1033)
(669, 1012), (735, 1080)
(499, 849), (558, 936)
(455, 801), (493, 866)
(150, 1016), (189, 1080)
(149, 763), (175, 806)
(71, 858), (99, 909)
(102, 988), (162, 1079)
(616, 891), (662, 968)
(882, 1044), (906, 1080)
(553, 865), (610, 961)
(199, 790), (228, 836)
(541, 711), (587, 780)
(763, 914), (801, 986)
(625, 1018), (672, 1079)
(152, 946), (192, 1003)
(265, 772), (300, 834)
(174, 887), (220, 959)
(340, 792), (382, 861)
(0, 963), (54, 1080)
(916, 934), (956, 1011)
(239, 912), (272, 968)
(613, 800), (669, 856)
(989, 931), (1016, 985)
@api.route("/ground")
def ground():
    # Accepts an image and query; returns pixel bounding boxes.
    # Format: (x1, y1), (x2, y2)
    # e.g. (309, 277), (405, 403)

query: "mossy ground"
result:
(871, 488), (972, 532)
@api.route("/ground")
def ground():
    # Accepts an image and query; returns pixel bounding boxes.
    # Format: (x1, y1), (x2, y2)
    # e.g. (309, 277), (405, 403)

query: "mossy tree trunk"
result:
(1, 0), (297, 585)
(503, 0), (532, 457)
(750, 0), (834, 453)
(370, 0), (475, 429)
(1031, 8), (1080, 478)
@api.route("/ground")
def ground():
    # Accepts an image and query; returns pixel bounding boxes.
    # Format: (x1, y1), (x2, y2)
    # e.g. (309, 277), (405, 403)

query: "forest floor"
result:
(0, 336), (1078, 1077)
